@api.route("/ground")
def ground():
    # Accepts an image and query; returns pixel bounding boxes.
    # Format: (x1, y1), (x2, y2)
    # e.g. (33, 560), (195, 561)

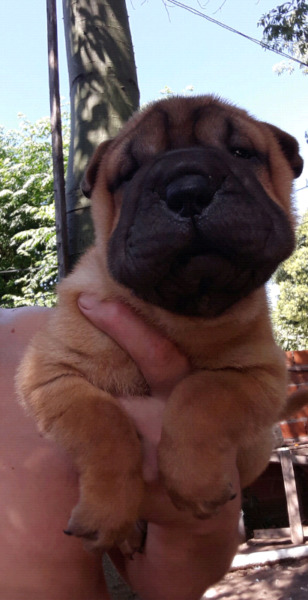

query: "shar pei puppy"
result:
(17, 95), (303, 550)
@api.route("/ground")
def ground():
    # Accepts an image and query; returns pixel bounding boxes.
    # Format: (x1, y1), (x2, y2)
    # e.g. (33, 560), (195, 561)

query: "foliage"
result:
(259, 0), (308, 73)
(272, 210), (308, 349)
(159, 84), (194, 96)
(0, 113), (69, 307)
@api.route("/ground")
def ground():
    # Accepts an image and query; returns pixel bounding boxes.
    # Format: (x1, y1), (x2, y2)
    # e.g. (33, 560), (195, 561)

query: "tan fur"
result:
(16, 95), (305, 549)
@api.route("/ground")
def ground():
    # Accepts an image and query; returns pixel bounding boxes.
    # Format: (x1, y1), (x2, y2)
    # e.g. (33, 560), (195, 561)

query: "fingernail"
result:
(78, 293), (100, 310)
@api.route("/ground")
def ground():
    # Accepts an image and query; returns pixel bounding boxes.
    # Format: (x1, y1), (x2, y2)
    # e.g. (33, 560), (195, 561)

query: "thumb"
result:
(78, 295), (191, 393)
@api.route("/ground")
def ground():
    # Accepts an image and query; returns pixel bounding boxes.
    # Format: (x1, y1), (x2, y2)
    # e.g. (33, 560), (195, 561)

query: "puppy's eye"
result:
(231, 147), (255, 160)
(110, 158), (139, 192)
(119, 162), (139, 185)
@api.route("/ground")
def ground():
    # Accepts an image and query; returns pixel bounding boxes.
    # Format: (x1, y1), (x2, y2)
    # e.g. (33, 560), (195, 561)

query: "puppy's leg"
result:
(18, 370), (143, 550)
(158, 369), (283, 518)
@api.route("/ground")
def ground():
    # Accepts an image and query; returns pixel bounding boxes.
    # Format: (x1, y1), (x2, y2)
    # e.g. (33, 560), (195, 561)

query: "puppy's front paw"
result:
(64, 475), (144, 551)
(158, 436), (237, 519)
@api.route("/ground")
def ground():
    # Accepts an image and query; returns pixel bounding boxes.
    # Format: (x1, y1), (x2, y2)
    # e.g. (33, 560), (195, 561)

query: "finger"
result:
(78, 295), (191, 392)
(118, 396), (165, 483)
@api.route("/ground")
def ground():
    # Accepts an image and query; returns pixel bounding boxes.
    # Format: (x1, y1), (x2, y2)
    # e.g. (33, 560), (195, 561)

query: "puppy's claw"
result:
(133, 519), (147, 554)
(63, 529), (73, 536)
(118, 520), (148, 558)
(167, 482), (237, 519)
(64, 524), (99, 541)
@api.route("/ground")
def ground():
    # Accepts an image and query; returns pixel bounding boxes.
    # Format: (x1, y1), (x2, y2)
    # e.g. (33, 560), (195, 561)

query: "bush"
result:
(0, 113), (69, 306)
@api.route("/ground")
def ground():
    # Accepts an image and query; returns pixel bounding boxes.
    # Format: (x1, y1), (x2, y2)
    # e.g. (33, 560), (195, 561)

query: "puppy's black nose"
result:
(165, 174), (214, 217)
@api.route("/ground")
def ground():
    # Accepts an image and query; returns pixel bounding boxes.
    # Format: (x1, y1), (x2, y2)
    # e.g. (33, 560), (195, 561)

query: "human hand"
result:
(78, 295), (191, 491)
(78, 295), (241, 600)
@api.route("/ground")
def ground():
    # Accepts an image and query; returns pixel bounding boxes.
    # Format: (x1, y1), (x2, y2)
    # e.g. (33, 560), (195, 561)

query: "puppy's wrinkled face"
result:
(85, 96), (303, 317)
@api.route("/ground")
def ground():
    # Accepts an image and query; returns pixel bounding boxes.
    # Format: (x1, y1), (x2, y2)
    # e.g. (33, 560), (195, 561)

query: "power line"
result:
(166, 0), (308, 68)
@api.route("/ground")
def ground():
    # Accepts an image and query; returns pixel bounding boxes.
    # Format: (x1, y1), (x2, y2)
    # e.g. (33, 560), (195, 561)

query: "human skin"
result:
(0, 301), (240, 600)
(0, 306), (107, 600)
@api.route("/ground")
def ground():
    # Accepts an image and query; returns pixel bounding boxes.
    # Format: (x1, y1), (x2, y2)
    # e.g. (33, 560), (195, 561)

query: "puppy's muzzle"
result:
(108, 146), (294, 317)
(140, 147), (226, 220)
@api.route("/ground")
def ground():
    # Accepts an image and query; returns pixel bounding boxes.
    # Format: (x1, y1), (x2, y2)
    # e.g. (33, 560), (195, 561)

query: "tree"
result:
(62, 0), (139, 266)
(272, 211), (308, 350)
(0, 114), (69, 307)
(257, 1), (308, 348)
(1, 1), (140, 304)
(259, 0), (308, 73)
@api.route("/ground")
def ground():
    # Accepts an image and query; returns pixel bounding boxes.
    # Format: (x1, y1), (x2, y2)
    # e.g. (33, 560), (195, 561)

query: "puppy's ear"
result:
(265, 123), (303, 179)
(81, 140), (113, 198)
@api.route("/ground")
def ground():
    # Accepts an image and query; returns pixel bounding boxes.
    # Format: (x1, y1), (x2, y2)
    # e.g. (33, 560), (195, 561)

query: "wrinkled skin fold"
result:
(108, 147), (295, 316)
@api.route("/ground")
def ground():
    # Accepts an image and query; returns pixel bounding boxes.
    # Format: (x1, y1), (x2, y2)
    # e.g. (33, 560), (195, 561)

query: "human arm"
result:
(0, 307), (108, 600)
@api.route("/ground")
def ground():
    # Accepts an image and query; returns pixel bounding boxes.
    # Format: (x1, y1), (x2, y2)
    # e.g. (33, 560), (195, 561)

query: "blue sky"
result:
(0, 0), (307, 213)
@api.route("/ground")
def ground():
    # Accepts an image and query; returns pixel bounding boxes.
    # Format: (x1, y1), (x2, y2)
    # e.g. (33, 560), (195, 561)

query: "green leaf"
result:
(0, 110), (69, 307)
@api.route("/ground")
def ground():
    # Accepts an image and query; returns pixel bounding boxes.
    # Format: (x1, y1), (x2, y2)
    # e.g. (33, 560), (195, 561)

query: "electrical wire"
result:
(166, 0), (308, 68)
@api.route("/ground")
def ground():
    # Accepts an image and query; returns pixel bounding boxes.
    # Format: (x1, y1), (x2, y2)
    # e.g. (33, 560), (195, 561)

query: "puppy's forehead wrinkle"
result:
(153, 107), (170, 131)
(115, 103), (265, 172)
(126, 108), (170, 160)
(139, 106), (170, 135)
(224, 118), (238, 146)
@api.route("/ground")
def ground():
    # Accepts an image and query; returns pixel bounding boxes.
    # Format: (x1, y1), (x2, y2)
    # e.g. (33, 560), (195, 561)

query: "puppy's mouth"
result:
(108, 241), (267, 318)
(107, 148), (294, 318)
(131, 249), (253, 317)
